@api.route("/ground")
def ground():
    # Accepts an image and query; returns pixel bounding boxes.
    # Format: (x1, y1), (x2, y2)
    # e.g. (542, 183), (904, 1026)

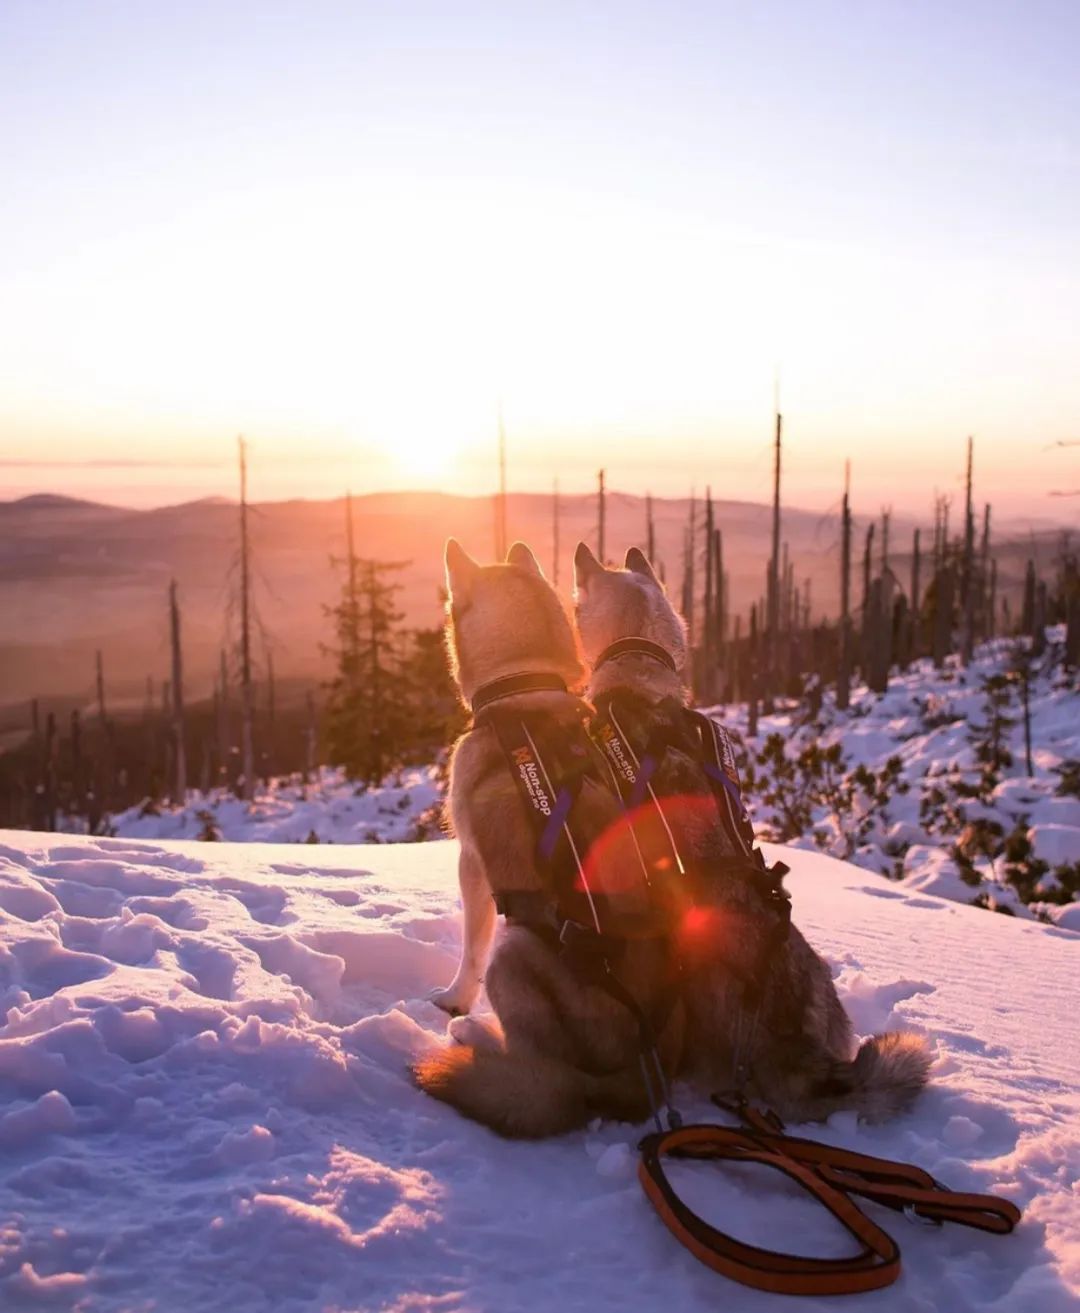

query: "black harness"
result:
(471, 673), (684, 1123)
(590, 690), (789, 936)
(470, 652), (789, 1127)
(472, 677), (668, 939)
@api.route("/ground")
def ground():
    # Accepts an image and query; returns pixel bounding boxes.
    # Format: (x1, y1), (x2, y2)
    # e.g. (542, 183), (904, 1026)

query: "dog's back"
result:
(575, 543), (930, 1124)
(415, 541), (684, 1136)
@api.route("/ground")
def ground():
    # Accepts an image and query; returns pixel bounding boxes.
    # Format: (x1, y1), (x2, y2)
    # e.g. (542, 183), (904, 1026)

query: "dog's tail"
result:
(821, 1030), (932, 1123)
(412, 1045), (649, 1138)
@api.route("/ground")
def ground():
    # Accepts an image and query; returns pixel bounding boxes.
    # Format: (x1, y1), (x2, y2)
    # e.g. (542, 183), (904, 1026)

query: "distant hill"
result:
(2, 493), (120, 513)
(0, 488), (1069, 707)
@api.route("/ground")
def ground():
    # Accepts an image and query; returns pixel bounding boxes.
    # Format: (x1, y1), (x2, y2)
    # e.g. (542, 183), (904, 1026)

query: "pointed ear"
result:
(625, 546), (660, 584)
(445, 538), (480, 604)
(574, 541), (603, 595)
(506, 541), (543, 576)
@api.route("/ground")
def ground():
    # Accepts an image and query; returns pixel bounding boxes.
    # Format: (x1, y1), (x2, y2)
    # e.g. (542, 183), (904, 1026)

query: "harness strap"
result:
(638, 1120), (1021, 1296)
(686, 708), (757, 859)
(483, 702), (682, 1129)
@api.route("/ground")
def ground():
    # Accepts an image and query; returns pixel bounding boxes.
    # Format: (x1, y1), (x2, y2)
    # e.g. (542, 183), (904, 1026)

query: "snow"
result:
(100, 636), (1079, 937)
(108, 766), (445, 845)
(1, 829), (1077, 1311)
(706, 632), (1080, 928)
(1028, 825), (1080, 870)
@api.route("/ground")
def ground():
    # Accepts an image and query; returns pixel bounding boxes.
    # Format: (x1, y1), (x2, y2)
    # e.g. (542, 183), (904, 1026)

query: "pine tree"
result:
(323, 495), (414, 786)
(404, 625), (467, 755)
(324, 556), (413, 786)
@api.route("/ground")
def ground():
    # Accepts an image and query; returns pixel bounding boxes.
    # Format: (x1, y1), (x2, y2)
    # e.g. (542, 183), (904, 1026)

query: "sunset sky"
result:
(1, 1), (1077, 518)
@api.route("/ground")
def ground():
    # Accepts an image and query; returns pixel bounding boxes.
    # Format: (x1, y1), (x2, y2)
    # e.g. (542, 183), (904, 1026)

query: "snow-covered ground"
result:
(0, 830), (1076, 1311)
(710, 633), (1079, 928)
(105, 633), (1079, 932)
(110, 767), (445, 846)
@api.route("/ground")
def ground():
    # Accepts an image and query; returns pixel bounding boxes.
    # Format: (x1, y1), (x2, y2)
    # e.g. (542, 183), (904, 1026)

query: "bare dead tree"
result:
(881, 507), (891, 577)
(837, 464), (852, 710)
(686, 489), (697, 652)
(748, 602), (759, 737)
(169, 579), (187, 804)
(767, 405), (782, 700)
(702, 488), (714, 699)
(989, 557), (998, 639)
(238, 436), (256, 801)
(961, 436), (976, 664)
(217, 649), (230, 788)
(980, 503), (991, 641)
(934, 564), (954, 669)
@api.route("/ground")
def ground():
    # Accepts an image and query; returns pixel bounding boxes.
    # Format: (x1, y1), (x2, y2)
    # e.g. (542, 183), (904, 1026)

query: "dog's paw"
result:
(448, 1013), (503, 1052)
(427, 984), (476, 1017)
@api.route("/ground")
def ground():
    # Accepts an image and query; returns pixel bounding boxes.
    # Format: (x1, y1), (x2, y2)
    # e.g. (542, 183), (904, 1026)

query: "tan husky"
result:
(573, 541), (931, 1124)
(413, 540), (684, 1137)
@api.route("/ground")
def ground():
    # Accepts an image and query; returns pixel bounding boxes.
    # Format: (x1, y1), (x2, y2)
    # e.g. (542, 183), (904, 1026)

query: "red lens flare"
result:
(577, 792), (718, 903)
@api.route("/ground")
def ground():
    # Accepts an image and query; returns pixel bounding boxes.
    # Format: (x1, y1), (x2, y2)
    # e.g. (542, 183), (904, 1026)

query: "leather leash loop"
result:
(638, 1116), (1021, 1296)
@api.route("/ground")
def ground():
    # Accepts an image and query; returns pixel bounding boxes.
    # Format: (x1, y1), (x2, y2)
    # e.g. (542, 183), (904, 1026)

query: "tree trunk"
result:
(837, 485), (852, 710)
(238, 436), (256, 800)
(910, 528), (921, 661)
(934, 566), (954, 668)
(748, 603), (759, 737)
(961, 436), (975, 664)
(169, 580), (187, 804)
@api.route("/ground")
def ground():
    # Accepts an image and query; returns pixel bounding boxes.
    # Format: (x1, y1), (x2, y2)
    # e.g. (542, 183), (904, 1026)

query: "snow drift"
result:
(0, 831), (1076, 1312)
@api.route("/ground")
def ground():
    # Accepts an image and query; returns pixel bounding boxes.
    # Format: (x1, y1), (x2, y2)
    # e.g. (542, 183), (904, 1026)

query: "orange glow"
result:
(578, 792), (719, 903)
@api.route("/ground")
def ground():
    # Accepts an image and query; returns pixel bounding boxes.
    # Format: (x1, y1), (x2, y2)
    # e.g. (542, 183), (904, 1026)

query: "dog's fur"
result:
(573, 541), (931, 1124)
(413, 540), (684, 1137)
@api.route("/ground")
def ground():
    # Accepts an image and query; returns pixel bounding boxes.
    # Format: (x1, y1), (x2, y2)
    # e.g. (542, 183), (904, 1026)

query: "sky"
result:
(0, 0), (1077, 519)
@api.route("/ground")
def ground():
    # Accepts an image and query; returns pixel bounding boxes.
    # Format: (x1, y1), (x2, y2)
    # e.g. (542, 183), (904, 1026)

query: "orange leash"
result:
(638, 1114), (1021, 1296)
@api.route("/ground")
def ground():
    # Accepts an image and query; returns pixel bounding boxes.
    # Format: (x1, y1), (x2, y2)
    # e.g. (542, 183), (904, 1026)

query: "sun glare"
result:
(354, 391), (492, 485)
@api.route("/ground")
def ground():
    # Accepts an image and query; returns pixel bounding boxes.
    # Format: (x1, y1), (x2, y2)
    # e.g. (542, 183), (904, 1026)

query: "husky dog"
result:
(573, 541), (931, 1124)
(413, 540), (684, 1137)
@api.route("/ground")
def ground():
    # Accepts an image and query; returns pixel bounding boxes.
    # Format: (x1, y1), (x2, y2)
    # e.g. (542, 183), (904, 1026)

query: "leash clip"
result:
(903, 1205), (943, 1228)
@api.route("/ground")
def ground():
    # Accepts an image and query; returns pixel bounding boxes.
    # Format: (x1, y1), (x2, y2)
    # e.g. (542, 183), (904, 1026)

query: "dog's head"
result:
(573, 543), (687, 672)
(444, 539), (583, 703)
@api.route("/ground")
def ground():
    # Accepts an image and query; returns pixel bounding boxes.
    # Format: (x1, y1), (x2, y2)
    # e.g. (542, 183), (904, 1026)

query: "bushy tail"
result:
(834, 1031), (932, 1123)
(412, 1045), (650, 1138)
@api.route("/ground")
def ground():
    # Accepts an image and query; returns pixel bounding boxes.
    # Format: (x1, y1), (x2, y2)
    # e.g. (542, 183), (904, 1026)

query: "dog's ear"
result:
(625, 546), (660, 584)
(574, 541), (603, 595)
(445, 538), (480, 605)
(506, 541), (544, 577)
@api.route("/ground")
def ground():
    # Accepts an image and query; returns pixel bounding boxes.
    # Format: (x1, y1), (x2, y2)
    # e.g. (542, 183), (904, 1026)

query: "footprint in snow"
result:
(217, 880), (290, 926)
